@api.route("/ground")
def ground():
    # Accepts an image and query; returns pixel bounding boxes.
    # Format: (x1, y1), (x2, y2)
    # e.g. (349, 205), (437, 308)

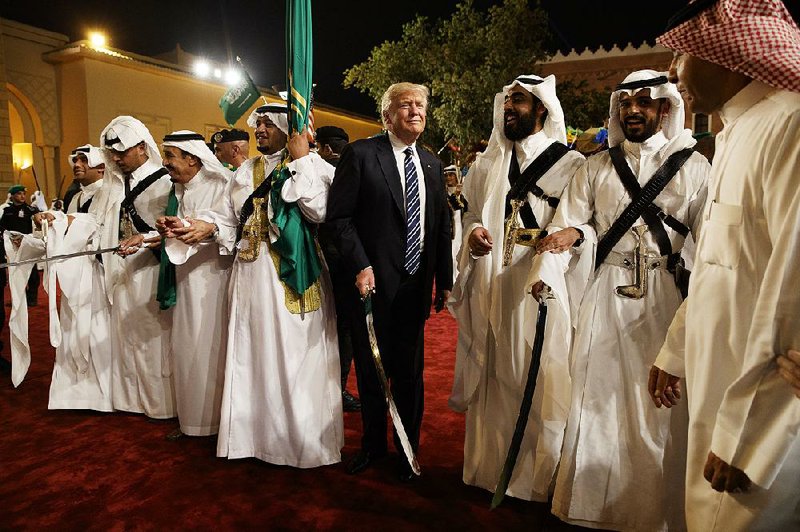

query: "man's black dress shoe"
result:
(165, 428), (184, 441)
(342, 390), (361, 412)
(397, 458), (418, 483)
(346, 450), (383, 474)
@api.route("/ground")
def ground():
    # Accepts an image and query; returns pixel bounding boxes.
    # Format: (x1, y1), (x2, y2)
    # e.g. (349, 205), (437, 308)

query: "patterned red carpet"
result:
(0, 287), (580, 530)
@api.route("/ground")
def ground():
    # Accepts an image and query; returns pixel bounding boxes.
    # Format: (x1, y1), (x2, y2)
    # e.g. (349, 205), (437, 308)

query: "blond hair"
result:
(380, 82), (430, 128)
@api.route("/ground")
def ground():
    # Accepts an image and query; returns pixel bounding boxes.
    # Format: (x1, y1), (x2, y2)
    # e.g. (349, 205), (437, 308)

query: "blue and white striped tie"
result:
(403, 146), (421, 275)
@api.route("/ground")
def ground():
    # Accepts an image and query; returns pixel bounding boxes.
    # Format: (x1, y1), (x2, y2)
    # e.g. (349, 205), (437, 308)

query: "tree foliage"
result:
(558, 79), (611, 130)
(344, 0), (551, 155)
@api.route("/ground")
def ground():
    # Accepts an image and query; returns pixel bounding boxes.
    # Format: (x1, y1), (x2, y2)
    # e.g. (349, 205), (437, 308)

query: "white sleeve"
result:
(281, 154), (334, 223)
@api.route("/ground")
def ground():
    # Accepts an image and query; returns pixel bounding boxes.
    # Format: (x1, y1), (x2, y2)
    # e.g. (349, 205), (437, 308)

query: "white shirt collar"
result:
(622, 130), (667, 158)
(80, 179), (103, 195)
(388, 131), (417, 153)
(129, 157), (163, 181)
(515, 130), (550, 163)
(181, 167), (204, 191)
(719, 80), (775, 128)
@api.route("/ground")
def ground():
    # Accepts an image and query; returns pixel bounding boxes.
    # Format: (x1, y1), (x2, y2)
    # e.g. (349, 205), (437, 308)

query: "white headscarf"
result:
(497, 74), (568, 145)
(161, 130), (232, 182)
(246, 103), (289, 135)
(607, 70), (685, 148)
(99, 115), (163, 171)
(68, 144), (104, 168)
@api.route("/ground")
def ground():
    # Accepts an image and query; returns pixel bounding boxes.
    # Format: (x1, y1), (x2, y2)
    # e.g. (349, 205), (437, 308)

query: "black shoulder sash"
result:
(506, 142), (570, 229)
(77, 195), (93, 214)
(596, 147), (694, 269)
(120, 167), (169, 233)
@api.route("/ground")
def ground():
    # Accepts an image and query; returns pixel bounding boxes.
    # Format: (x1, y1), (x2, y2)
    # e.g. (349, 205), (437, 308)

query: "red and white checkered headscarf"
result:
(657, 0), (800, 93)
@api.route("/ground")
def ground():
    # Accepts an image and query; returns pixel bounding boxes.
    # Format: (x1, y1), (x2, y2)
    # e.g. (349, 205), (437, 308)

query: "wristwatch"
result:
(209, 223), (220, 240)
(572, 227), (585, 248)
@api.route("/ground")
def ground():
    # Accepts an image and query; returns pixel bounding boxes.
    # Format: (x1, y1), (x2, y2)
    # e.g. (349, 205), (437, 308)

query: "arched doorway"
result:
(6, 83), (58, 204)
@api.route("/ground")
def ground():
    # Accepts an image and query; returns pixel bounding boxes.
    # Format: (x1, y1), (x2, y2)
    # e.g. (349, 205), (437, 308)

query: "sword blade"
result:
(363, 296), (421, 476)
(0, 246), (120, 269)
(491, 300), (548, 509)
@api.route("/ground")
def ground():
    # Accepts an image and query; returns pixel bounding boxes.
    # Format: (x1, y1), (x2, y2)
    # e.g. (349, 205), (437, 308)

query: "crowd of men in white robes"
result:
(2, 0), (799, 529)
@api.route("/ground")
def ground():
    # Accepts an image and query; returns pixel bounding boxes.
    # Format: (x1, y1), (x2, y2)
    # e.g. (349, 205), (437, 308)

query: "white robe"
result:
(450, 195), (463, 284)
(655, 82), (800, 531)
(551, 131), (710, 531)
(4, 232), (39, 387)
(211, 152), (343, 467)
(67, 180), (103, 215)
(163, 167), (232, 436)
(45, 204), (113, 411)
(94, 158), (176, 419)
(449, 130), (585, 501)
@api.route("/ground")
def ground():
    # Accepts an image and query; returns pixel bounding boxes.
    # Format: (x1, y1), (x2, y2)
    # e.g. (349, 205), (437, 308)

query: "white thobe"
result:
(96, 158), (175, 418)
(211, 152), (343, 468)
(450, 196), (463, 284)
(551, 131), (710, 531)
(449, 131), (585, 501)
(655, 82), (800, 531)
(46, 206), (113, 411)
(4, 232), (39, 387)
(163, 168), (232, 436)
(67, 180), (103, 215)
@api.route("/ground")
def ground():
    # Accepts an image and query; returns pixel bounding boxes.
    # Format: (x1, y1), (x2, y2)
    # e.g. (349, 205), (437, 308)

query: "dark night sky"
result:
(4, 1), (793, 117)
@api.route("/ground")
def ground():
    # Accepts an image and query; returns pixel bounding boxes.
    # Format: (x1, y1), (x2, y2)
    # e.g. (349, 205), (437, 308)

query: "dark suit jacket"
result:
(326, 133), (452, 320)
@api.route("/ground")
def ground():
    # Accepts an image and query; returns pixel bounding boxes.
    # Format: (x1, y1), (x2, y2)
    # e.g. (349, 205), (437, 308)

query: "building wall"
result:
(1, 17), (382, 202)
(540, 43), (721, 136)
(2, 19), (68, 198)
(0, 23), (13, 188)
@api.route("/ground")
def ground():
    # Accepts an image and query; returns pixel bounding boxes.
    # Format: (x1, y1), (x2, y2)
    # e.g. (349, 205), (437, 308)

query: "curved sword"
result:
(363, 295), (421, 476)
(491, 290), (551, 509)
(0, 246), (121, 269)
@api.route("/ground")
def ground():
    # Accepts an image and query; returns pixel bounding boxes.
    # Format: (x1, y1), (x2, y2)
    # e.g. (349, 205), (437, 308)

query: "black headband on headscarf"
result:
(71, 147), (90, 155)
(255, 104), (288, 115)
(664, 0), (717, 32)
(163, 133), (206, 142)
(514, 76), (544, 86)
(615, 76), (669, 92)
(104, 135), (121, 147)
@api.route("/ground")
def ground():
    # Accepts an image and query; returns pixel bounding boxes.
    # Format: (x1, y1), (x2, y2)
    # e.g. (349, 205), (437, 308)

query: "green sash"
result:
(269, 157), (322, 295)
(156, 185), (178, 310)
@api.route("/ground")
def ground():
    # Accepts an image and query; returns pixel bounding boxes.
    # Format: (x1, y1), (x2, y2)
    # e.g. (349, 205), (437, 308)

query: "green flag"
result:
(286, 0), (313, 134)
(219, 69), (260, 126)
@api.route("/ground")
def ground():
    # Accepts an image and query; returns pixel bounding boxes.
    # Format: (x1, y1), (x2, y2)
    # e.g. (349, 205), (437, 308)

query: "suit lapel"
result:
(419, 149), (437, 235)
(376, 135), (405, 217)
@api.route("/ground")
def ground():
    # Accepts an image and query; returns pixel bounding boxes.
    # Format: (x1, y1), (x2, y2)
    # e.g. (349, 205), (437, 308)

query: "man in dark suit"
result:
(326, 82), (452, 481)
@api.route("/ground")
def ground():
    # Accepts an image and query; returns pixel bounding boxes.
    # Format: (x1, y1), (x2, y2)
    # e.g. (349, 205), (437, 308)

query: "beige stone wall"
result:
(0, 25), (13, 188)
(0, 17), (381, 199)
(53, 53), (381, 178)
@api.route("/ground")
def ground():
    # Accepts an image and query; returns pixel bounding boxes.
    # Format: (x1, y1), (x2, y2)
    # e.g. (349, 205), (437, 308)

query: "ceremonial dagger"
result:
(491, 291), (551, 509)
(363, 294), (421, 476)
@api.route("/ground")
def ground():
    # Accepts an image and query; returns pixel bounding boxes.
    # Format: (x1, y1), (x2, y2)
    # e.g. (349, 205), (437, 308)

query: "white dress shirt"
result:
(389, 131), (426, 251)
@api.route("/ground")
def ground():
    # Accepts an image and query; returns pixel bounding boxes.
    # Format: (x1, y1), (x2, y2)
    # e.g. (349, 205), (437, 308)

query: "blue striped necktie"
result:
(403, 146), (421, 275)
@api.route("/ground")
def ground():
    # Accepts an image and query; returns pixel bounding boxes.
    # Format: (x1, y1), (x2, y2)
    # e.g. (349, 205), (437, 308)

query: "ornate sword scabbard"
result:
(502, 199), (523, 267)
(119, 207), (135, 241)
(237, 198), (264, 263)
(615, 225), (649, 299)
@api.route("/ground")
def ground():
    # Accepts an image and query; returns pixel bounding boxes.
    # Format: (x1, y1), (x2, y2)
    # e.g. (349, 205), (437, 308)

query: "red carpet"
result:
(0, 286), (582, 530)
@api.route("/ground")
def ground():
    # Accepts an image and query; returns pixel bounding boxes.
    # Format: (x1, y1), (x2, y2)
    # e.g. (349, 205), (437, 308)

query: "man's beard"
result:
(256, 145), (269, 154)
(622, 103), (665, 143)
(622, 116), (663, 142)
(504, 111), (536, 141)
